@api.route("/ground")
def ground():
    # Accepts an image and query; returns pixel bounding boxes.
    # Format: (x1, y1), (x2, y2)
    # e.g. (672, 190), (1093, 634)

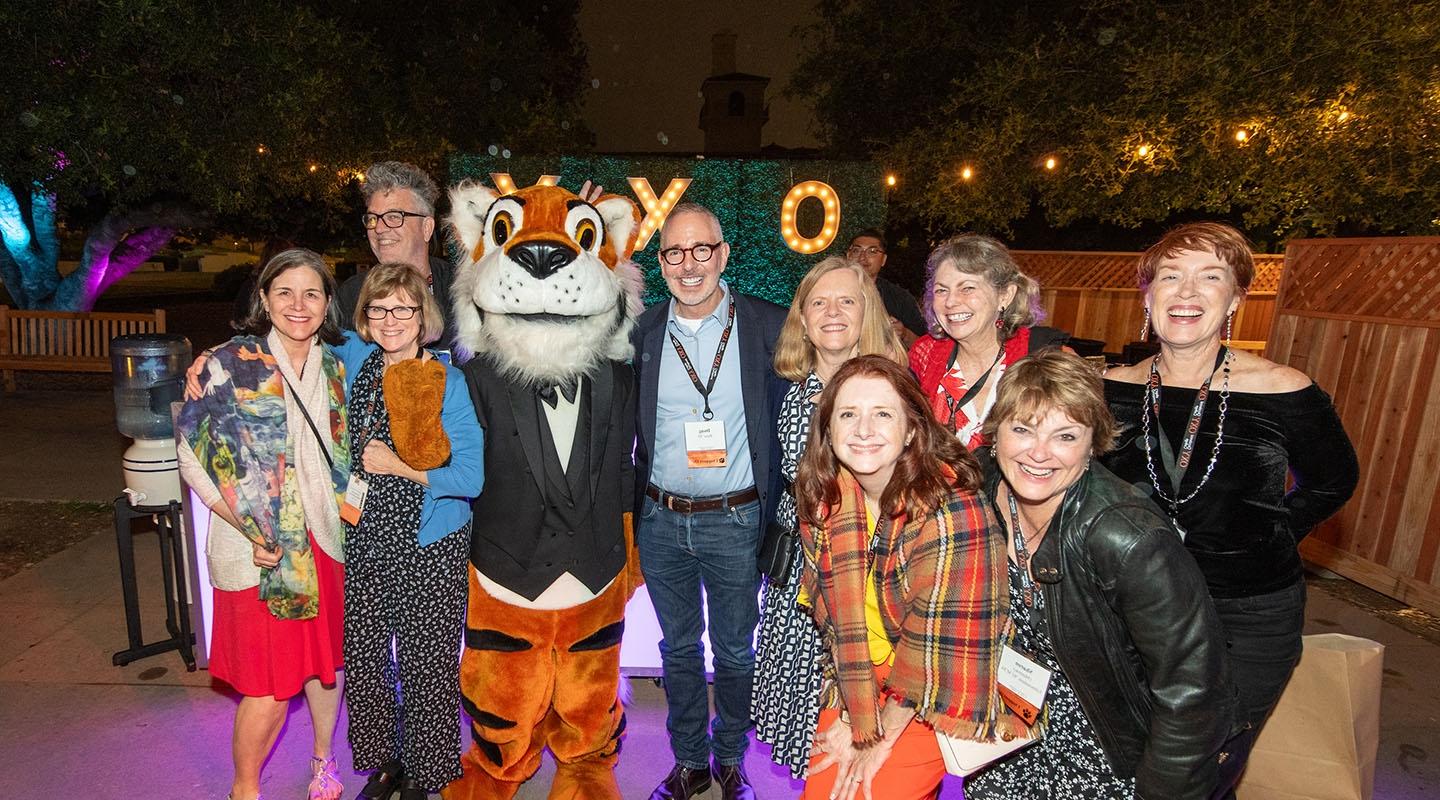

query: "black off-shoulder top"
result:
(1102, 380), (1359, 599)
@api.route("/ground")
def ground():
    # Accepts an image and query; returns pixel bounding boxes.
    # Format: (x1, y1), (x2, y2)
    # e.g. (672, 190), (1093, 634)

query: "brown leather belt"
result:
(645, 484), (759, 514)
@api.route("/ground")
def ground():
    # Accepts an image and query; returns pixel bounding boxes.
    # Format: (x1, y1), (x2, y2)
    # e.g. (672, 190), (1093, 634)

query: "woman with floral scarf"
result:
(177, 249), (351, 800)
(795, 355), (1010, 800)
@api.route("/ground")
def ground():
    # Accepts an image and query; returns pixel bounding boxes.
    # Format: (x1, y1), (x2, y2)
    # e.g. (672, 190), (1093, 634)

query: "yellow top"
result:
(798, 503), (895, 665)
(863, 506), (896, 666)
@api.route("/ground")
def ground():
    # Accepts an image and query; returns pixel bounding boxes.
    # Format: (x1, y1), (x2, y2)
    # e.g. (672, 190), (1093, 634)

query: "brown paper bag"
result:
(1236, 633), (1383, 800)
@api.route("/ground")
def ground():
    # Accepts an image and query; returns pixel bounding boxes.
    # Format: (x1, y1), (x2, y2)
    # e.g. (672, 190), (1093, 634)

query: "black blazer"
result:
(461, 355), (637, 594)
(631, 290), (788, 536)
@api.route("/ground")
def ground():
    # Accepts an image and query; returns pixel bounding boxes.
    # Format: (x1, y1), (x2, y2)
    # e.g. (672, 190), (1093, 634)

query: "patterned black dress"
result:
(751, 373), (827, 778)
(964, 561), (1136, 799)
(343, 349), (471, 791)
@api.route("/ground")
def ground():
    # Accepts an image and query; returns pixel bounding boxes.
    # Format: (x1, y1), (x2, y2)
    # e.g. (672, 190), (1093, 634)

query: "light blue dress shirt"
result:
(650, 281), (756, 497)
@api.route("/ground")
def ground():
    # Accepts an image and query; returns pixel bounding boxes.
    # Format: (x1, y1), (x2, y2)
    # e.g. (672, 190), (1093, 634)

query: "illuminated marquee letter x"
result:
(489, 173), (560, 195)
(627, 177), (692, 250)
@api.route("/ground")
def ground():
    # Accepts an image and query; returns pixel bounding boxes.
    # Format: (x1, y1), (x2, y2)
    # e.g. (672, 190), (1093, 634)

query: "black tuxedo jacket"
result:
(631, 291), (788, 536)
(461, 354), (636, 597)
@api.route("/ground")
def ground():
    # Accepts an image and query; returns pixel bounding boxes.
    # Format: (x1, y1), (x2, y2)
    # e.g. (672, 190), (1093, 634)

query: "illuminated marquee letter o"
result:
(780, 180), (840, 254)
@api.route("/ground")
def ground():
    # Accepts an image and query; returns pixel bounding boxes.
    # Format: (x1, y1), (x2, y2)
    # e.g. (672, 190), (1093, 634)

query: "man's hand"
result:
(579, 180), (604, 203)
(183, 348), (216, 401)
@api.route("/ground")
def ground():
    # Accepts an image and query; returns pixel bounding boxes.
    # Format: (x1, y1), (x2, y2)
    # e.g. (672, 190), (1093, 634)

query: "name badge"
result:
(997, 644), (1053, 726)
(339, 476), (369, 525)
(684, 420), (727, 468)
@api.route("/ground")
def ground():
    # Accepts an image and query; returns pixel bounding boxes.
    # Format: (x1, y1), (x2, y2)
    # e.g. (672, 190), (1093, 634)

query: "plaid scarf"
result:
(176, 335), (350, 619)
(800, 465), (1009, 747)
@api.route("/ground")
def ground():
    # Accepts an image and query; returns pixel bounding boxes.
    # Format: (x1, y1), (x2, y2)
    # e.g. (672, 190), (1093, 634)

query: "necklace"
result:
(1004, 488), (1053, 608)
(1140, 347), (1231, 532)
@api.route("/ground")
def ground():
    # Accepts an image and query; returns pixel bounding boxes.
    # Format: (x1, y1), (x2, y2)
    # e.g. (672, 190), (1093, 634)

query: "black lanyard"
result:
(668, 298), (735, 421)
(1145, 346), (1227, 496)
(278, 370), (335, 472)
(1005, 488), (1039, 608)
(943, 343), (1003, 431)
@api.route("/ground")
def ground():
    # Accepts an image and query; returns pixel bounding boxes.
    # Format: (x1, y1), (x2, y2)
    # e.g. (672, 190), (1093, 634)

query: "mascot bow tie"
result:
(538, 380), (578, 409)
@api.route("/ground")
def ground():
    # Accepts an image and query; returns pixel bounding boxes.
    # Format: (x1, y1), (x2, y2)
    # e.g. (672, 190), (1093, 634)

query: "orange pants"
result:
(802, 670), (946, 800)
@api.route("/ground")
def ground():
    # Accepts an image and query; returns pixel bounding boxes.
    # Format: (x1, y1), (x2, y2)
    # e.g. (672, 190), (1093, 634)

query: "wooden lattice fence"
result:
(1270, 237), (1440, 615)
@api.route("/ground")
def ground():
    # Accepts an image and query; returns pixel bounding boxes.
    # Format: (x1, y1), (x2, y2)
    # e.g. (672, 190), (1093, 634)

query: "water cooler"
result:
(110, 334), (191, 506)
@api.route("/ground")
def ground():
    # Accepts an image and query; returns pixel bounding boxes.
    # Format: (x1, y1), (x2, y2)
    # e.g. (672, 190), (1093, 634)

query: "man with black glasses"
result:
(631, 203), (786, 800)
(337, 160), (458, 357)
(848, 228), (925, 344)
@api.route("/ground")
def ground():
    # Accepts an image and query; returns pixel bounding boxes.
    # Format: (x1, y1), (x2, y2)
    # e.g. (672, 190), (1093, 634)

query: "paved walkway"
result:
(1, 386), (1436, 798)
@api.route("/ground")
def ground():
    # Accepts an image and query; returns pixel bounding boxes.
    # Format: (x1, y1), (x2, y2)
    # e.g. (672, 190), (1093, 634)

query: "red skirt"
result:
(209, 534), (344, 699)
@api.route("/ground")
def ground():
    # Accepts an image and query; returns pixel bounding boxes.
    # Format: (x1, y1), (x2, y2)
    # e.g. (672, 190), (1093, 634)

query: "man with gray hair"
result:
(337, 160), (458, 356)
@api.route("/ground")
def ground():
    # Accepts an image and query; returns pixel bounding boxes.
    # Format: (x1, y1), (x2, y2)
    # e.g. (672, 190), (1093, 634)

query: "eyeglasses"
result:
(847, 245), (885, 257)
(364, 304), (420, 320)
(362, 210), (429, 230)
(660, 242), (722, 266)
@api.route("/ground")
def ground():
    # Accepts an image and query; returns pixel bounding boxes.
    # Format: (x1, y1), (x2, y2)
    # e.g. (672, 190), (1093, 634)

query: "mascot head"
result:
(447, 182), (644, 385)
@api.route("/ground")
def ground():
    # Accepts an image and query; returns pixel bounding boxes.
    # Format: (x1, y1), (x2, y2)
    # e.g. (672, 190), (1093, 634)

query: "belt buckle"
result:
(666, 493), (691, 514)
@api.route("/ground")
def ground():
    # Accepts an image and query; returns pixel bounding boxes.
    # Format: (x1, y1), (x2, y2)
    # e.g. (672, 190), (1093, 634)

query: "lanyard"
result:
(1145, 346), (1227, 497)
(668, 298), (735, 421)
(942, 343), (1003, 432)
(277, 370), (335, 472)
(1005, 488), (1040, 608)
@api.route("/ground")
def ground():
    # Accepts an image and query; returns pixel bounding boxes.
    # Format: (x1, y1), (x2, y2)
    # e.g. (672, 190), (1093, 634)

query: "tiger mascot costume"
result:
(444, 181), (644, 800)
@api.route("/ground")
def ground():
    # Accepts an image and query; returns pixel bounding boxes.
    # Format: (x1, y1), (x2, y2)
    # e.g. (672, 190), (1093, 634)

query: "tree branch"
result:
(50, 204), (209, 310)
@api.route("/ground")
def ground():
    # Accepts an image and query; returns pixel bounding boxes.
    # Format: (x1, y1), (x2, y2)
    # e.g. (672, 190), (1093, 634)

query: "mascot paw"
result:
(549, 759), (621, 800)
(385, 358), (450, 470)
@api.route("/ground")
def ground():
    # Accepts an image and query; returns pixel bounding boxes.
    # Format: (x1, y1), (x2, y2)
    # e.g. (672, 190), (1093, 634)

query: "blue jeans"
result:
(638, 495), (762, 768)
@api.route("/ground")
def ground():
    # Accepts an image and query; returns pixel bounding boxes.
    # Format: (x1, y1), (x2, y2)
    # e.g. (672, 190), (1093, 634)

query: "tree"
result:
(791, 0), (1440, 245)
(0, 0), (594, 310)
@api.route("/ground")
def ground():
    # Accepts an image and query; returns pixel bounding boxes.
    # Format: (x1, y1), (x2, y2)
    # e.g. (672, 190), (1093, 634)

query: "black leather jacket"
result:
(982, 458), (1237, 800)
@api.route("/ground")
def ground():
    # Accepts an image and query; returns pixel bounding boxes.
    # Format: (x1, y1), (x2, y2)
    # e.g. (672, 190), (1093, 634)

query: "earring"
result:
(1224, 312), (1234, 345)
(995, 307), (1004, 331)
(1139, 306), (1150, 341)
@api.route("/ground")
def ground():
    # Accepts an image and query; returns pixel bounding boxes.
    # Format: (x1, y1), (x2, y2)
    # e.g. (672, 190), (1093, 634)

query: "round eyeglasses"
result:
(364, 305), (420, 321)
(659, 242), (722, 266)
(362, 210), (429, 230)
(847, 245), (884, 257)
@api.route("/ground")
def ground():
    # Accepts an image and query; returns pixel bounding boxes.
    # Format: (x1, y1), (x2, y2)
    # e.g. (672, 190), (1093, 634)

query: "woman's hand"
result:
(362, 440), (426, 484)
(831, 738), (895, 800)
(252, 541), (282, 569)
(810, 715), (854, 775)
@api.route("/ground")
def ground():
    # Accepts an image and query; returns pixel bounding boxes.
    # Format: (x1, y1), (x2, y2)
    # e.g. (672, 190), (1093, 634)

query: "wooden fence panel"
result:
(1274, 237), (1440, 615)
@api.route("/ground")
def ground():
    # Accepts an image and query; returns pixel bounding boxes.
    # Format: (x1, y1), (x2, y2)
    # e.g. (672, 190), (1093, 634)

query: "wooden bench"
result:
(0, 305), (167, 390)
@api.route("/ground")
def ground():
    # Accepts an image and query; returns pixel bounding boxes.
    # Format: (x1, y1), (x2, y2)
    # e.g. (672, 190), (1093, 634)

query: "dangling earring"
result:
(1139, 306), (1150, 341)
(995, 307), (1004, 331)
(1224, 312), (1234, 345)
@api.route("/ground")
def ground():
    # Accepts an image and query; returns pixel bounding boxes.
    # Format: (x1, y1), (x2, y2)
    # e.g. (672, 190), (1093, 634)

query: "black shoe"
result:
(356, 761), (403, 800)
(395, 778), (428, 800)
(648, 763), (713, 800)
(712, 760), (756, 800)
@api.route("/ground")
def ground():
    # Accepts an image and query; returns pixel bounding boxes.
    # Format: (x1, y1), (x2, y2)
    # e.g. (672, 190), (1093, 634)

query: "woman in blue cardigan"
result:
(333, 262), (484, 800)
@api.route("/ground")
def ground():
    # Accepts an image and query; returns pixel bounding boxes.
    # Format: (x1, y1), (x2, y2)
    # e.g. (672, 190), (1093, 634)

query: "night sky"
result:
(578, 0), (821, 153)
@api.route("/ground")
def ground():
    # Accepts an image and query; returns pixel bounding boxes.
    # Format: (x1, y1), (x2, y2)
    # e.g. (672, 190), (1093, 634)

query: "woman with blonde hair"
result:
(752, 256), (906, 779)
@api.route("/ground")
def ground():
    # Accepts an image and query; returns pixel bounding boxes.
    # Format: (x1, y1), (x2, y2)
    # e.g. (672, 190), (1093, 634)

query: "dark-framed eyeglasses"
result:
(847, 245), (885, 257)
(362, 210), (429, 230)
(660, 242), (722, 266)
(364, 304), (420, 321)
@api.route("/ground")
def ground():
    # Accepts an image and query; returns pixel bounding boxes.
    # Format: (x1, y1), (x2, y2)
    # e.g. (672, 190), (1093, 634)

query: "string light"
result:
(961, 165), (974, 181)
(1136, 144), (1150, 158)
(1337, 109), (1351, 123)
(308, 164), (318, 173)
(885, 173), (897, 187)
(255, 145), (267, 155)
(1044, 156), (1058, 171)
(1234, 129), (1249, 143)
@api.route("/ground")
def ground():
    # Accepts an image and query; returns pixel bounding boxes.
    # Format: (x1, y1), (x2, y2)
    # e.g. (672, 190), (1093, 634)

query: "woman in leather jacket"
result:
(965, 351), (1236, 800)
